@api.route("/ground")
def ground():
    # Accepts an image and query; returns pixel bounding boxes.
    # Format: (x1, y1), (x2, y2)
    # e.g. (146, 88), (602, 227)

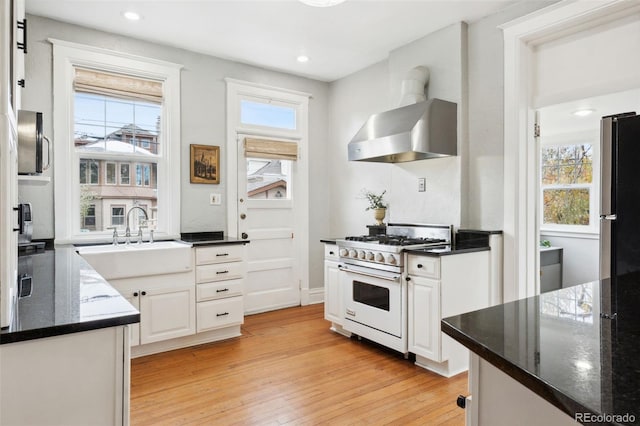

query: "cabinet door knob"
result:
(417, 264), (423, 269)
(133, 292), (139, 297)
(141, 291), (147, 296)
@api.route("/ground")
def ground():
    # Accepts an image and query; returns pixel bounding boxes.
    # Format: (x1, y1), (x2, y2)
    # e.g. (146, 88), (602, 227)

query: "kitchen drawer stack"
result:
(195, 244), (245, 333)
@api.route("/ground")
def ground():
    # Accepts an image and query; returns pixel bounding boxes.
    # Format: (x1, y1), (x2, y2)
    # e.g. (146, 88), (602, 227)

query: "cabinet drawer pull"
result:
(216, 312), (229, 317)
(329, 251), (335, 255)
(216, 270), (229, 275)
(17, 19), (27, 53)
(216, 253), (229, 257)
(216, 288), (229, 293)
(417, 264), (423, 269)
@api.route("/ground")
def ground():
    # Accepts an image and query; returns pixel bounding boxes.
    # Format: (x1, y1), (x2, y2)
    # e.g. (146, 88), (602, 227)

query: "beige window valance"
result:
(74, 67), (163, 104)
(244, 137), (298, 160)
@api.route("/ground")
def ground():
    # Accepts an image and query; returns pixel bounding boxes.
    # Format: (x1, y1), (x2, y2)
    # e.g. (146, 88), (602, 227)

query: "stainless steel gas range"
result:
(335, 223), (452, 354)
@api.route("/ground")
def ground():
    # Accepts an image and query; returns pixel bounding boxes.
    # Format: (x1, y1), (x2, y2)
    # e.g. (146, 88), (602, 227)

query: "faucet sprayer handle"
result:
(106, 226), (120, 246)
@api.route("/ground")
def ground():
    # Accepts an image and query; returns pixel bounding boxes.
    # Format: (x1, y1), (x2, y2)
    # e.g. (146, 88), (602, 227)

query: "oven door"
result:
(340, 264), (403, 337)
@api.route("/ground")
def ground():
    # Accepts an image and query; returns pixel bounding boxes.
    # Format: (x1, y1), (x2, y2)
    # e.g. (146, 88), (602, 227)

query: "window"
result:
(540, 142), (596, 232)
(111, 206), (125, 227)
(105, 162), (116, 185)
(52, 40), (182, 244)
(83, 204), (96, 230)
(136, 163), (153, 187)
(120, 163), (130, 185)
(79, 159), (99, 184)
(240, 99), (296, 130)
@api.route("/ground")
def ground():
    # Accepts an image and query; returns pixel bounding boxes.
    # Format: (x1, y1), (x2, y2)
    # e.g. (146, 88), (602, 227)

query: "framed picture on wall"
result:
(190, 144), (220, 184)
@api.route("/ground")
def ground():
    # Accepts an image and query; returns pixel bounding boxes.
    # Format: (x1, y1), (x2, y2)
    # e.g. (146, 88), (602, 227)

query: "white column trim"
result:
(500, 0), (639, 301)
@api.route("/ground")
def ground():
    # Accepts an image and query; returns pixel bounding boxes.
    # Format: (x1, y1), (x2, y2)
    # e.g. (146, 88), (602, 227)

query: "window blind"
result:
(244, 137), (298, 160)
(74, 67), (163, 104)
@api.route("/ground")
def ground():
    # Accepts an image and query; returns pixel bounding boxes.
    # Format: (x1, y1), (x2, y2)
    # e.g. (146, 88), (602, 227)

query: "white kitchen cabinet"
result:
(324, 244), (343, 324)
(0, 0), (22, 329)
(408, 275), (441, 361)
(0, 326), (131, 426)
(407, 251), (490, 377)
(140, 284), (196, 344)
(109, 272), (196, 348)
(195, 244), (245, 334)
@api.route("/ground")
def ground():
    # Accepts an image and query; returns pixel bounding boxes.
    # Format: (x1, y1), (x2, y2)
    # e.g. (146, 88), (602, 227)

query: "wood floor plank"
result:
(131, 303), (467, 425)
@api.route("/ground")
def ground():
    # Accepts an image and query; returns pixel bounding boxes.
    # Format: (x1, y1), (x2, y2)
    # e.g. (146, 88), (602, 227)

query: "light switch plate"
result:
(418, 178), (426, 192)
(209, 193), (222, 205)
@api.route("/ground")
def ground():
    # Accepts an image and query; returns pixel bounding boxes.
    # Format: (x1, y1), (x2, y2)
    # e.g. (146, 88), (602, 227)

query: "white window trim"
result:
(51, 39), (182, 244)
(225, 78), (311, 304)
(120, 163), (131, 186)
(539, 130), (600, 235)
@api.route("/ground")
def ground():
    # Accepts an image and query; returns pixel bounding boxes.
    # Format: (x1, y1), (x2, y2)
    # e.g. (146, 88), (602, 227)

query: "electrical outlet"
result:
(209, 193), (222, 205)
(418, 178), (426, 192)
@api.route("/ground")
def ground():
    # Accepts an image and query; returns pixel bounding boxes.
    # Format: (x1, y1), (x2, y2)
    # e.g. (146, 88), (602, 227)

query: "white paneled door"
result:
(238, 135), (300, 314)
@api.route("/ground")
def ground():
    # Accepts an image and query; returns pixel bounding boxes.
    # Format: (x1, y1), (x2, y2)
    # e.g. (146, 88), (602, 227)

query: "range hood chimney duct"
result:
(348, 66), (457, 163)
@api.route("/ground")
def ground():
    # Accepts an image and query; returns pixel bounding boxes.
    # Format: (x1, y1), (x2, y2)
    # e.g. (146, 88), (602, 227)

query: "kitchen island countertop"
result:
(442, 277), (640, 425)
(0, 247), (140, 345)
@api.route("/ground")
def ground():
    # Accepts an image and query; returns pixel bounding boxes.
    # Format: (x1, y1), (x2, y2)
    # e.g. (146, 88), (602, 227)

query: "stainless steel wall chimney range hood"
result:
(347, 98), (457, 163)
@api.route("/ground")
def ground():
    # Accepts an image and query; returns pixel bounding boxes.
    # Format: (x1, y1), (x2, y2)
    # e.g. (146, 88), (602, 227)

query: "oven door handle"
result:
(338, 265), (400, 282)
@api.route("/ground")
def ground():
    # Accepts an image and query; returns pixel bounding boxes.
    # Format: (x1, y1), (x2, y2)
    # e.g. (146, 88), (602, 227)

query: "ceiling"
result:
(539, 89), (640, 137)
(26, 0), (520, 82)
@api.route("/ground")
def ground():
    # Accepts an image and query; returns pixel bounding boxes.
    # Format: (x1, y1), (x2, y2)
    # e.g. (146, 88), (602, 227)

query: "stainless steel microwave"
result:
(17, 110), (51, 175)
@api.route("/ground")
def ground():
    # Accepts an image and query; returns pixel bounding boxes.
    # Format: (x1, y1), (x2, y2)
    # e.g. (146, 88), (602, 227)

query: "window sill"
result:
(539, 229), (599, 240)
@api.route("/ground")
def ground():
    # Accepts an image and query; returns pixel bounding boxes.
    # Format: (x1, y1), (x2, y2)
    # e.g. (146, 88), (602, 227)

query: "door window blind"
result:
(74, 67), (163, 104)
(244, 137), (298, 160)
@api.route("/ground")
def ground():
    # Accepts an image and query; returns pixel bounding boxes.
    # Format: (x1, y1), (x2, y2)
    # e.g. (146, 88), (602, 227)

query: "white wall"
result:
(18, 15), (330, 289)
(540, 234), (599, 287)
(327, 23), (466, 237)
(533, 12), (640, 108)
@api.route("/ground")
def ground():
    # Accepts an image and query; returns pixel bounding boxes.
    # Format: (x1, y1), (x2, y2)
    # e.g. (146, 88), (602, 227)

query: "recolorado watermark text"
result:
(575, 412), (636, 423)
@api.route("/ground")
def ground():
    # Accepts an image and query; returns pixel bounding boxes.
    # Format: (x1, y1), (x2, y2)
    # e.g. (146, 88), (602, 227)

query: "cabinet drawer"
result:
(324, 244), (340, 260)
(197, 297), (243, 332)
(196, 245), (244, 265)
(407, 255), (440, 279)
(197, 278), (243, 302)
(196, 262), (244, 283)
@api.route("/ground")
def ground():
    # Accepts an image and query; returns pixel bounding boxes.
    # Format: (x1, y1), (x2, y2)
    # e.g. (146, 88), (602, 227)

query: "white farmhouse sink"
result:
(76, 240), (193, 280)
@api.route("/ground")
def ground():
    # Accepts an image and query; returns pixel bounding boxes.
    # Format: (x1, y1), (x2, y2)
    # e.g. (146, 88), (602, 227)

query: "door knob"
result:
(240, 213), (246, 219)
(241, 232), (248, 239)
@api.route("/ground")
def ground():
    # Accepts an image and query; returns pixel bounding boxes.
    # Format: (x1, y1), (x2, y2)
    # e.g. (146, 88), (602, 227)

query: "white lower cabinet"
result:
(195, 244), (245, 334)
(0, 326), (131, 426)
(407, 251), (490, 377)
(324, 258), (342, 324)
(110, 273), (196, 347)
(408, 276), (441, 361)
(140, 284), (196, 345)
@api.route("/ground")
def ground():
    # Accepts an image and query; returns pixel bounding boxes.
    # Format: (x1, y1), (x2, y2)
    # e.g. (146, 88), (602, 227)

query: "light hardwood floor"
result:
(131, 303), (467, 425)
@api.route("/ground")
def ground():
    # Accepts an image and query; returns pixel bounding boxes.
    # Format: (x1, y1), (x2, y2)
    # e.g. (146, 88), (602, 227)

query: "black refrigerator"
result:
(599, 112), (640, 282)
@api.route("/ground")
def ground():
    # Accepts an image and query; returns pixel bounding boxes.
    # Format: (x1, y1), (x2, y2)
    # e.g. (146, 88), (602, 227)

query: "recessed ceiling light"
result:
(297, 55), (309, 63)
(123, 11), (141, 21)
(299, 0), (346, 7)
(572, 108), (595, 117)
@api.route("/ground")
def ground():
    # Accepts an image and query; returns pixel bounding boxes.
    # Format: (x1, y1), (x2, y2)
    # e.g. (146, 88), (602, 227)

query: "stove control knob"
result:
(358, 250), (366, 259)
(387, 254), (397, 265)
(349, 250), (358, 258)
(339, 248), (348, 257)
(375, 253), (384, 262)
(366, 251), (374, 261)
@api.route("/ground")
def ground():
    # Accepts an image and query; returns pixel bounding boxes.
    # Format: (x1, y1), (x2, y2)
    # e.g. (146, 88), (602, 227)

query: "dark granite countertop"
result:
(1, 247), (140, 345)
(180, 231), (250, 247)
(442, 277), (640, 425)
(320, 238), (338, 244)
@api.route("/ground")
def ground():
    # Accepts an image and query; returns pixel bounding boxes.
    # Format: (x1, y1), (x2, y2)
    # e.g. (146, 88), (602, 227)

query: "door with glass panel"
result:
(238, 135), (299, 314)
